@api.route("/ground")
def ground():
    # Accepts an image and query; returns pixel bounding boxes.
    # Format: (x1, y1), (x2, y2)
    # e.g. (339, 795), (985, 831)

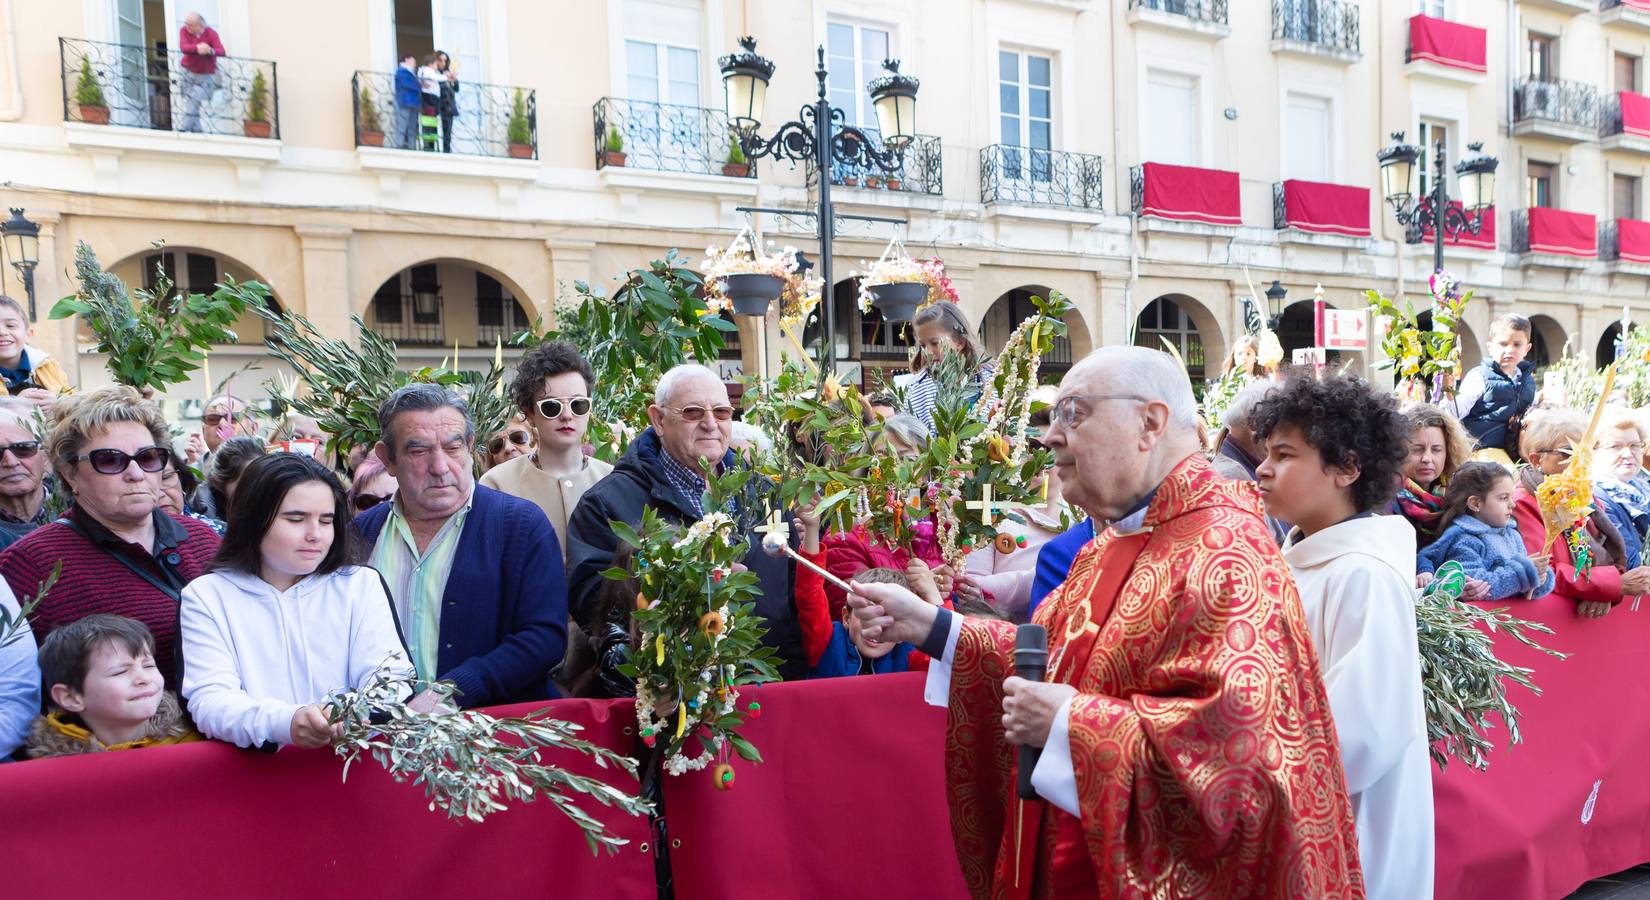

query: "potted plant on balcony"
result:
(73, 57), (109, 125)
(884, 174), (902, 191)
(722, 136), (749, 178)
(604, 126), (626, 167)
(703, 230), (821, 319)
(506, 88), (533, 159)
(243, 70), (272, 138)
(356, 85), (384, 146)
(864, 174), (881, 190)
(854, 242), (958, 323)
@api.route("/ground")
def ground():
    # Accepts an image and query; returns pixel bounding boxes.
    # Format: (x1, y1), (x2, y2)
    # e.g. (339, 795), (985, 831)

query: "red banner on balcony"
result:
(1621, 91), (1650, 138)
(1623, 0), (1650, 11)
(1618, 218), (1650, 263)
(1526, 207), (1597, 258)
(1138, 162), (1242, 226)
(1280, 180), (1370, 237)
(1409, 14), (1487, 74)
(1421, 202), (1496, 250)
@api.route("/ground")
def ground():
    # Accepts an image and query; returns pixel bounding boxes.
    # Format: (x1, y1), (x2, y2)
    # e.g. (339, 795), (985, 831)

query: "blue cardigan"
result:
(1417, 514), (1555, 601)
(1029, 517), (1095, 616)
(353, 485), (568, 708)
(394, 66), (420, 108)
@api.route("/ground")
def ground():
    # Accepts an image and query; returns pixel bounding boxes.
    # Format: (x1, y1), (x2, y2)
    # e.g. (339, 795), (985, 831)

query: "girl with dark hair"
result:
(178, 453), (416, 749)
(904, 301), (993, 434)
(1417, 461), (1553, 601)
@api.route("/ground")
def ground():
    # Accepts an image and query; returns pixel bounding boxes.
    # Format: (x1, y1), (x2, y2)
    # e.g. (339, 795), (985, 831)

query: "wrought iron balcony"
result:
(979, 145), (1103, 210)
(59, 37), (279, 137)
(592, 97), (755, 178)
(350, 70), (535, 159)
(804, 130), (943, 196)
(1271, 0), (1361, 56)
(1127, 0), (1229, 25)
(371, 292), (444, 345)
(1513, 77), (1599, 139)
(475, 295), (532, 347)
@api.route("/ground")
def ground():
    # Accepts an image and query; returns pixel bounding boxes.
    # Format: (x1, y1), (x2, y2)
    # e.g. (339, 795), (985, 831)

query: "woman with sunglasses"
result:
(479, 342), (611, 564)
(481, 414), (535, 472)
(346, 455), (398, 516)
(0, 386), (221, 685)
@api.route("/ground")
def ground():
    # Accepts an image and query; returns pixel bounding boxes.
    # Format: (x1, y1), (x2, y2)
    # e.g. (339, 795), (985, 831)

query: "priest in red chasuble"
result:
(850, 347), (1364, 899)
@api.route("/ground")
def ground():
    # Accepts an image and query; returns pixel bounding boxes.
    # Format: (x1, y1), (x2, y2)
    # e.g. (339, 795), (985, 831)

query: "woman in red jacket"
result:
(1513, 409), (1650, 618)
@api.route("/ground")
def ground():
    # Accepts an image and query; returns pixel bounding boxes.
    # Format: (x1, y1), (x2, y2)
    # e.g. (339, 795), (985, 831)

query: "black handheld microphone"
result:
(1014, 624), (1049, 801)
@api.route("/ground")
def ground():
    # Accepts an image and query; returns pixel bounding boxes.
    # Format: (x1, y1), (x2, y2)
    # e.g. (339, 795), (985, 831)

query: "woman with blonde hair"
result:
(1393, 402), (1475, 547)
(1219, 334), (1267, 380)
(904, 301), (993, 434)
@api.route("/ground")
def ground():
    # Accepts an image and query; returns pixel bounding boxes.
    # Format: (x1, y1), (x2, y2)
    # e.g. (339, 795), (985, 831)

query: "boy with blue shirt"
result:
(1451, 314), (1537, 461)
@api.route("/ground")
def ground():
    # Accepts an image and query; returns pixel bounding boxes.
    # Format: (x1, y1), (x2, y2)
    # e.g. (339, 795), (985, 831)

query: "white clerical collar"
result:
(1106, 486), (1158, 535)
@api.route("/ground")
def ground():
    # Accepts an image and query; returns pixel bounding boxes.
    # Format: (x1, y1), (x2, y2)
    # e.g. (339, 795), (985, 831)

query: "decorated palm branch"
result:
(52, 241), (268, 391)
(1417, 561), (1566, 771)
(1534, 363), (1618, 580)
(607, 468), (779, 787)
(1368, 271), (1470, 403)
(326, 669), (651, 853)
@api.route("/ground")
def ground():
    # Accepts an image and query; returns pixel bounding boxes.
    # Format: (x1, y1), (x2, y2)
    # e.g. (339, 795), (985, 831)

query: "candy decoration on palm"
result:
(606, 469), (779, 785)
(1367, 271), (1470, 405)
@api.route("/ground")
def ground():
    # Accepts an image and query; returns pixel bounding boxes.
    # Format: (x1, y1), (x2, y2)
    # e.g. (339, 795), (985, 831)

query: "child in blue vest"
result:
(1418, 461), (1553, 600)
(1450, 314), (1537, 463)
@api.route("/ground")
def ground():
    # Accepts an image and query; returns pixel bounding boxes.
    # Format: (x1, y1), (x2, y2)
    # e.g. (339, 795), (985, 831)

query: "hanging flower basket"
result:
(869, 281), (926, 321)
(721, 273), (784, 316)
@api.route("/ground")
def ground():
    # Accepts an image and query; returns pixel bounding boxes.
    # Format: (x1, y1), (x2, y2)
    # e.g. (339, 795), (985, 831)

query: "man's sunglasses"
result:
(74, 446), (172, 475)
(353, 492), (392, 512)
(202, 412), (244, 427)
(0, 441), (40, 461)
(667, 404), (735, 423)
(488, 431), (533, 455)
(535, 396), (592, 419)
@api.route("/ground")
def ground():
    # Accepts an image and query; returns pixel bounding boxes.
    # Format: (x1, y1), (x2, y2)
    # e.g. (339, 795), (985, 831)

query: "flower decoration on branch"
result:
(1536, 363), (1617, 582)
(1368, 270), (1471, 404)
(607, 468), (779, 785)
(326, 668), (652, 852)
(1415, 561), (1565, 771)
(701, 229), (822, 325)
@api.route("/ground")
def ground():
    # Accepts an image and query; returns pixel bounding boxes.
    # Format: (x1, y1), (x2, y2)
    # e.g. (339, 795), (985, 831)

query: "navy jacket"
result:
(353, 484), (568, 709)
(1453, 358), (1537, 450)
(809, 623), (913, 678)
(566, 429), (805, 680)
(1028, 517), (1095, 616)
(394, 67), (420, 108)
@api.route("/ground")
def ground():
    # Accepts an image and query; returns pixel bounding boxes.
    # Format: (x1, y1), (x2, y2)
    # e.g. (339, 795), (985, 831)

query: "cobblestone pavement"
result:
(1568, 865), (1650, 898)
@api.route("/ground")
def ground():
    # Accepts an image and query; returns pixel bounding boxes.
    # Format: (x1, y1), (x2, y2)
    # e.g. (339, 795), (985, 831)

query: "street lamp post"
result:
(1377, 133), (1499, 274)
(0, 208), (40, 321)
(1264, 280), (1288, 331)
(719, 36), (919, 377)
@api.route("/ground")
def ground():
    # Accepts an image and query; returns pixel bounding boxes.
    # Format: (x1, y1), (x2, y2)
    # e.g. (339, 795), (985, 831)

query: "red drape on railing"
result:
(1409, 15), (1488, 73)
(1619, 218), (1650, 263)
(0, 698), (657, 899)
(1280, 180), (1371, 236)
(1623, 0), (1650, 12)
(1525, 208), (1597, 258)
(1137, 162), (1242, 226)
(1421, 202), (1496, 250)
(1619, 91), (1650, 138)
(1433, 593), (1650, 900)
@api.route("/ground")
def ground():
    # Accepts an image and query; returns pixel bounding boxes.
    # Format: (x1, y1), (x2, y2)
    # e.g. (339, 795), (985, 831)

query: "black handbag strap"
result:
(57, 516), (186, 603)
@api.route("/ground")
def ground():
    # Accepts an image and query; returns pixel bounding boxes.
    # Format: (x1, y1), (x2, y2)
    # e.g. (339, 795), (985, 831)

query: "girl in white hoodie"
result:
(1251, 372), (1435, 900)
(180, 452), (416, 750)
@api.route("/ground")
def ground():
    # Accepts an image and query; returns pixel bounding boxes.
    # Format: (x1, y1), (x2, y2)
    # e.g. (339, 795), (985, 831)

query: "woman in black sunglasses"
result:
(481, 414), (535, 472)
(0, 386), (222, 687)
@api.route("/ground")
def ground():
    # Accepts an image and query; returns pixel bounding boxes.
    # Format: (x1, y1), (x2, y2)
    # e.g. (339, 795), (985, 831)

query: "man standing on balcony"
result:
(177, 13), (225, 134)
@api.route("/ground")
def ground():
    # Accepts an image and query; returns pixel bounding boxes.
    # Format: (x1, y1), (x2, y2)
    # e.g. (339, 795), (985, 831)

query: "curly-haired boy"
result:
(1249, 370), (1432, 900)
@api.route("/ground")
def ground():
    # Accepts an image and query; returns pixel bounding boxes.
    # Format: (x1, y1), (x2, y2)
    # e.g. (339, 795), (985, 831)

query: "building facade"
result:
(0, 0), (1646, 414)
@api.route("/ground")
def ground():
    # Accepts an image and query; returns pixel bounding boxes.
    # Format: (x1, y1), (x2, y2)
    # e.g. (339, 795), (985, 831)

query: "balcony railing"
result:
(1514, 77), (1599, 131)
(1271, 0), (1360, 55)
(59, 37), (279, 137)
(858, 309), (917, 360)
(350, 71), (535, 159)
(979, 145), (1103, 210)
(371, 293), (444, 345)
(592, 97), (755, 178)
(1127, 0), (1229, 25)
(805, 130), (943, 196)
(475, 296), (531, 347)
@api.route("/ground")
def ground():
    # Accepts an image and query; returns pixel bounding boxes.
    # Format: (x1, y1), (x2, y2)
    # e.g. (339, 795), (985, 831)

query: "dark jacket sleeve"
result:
(443, 501), (568, 708)
(566, 487), (624, 635)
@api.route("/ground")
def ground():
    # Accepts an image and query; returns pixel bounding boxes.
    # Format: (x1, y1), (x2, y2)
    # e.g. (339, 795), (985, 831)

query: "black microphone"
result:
(1014, 623), (1048, 801)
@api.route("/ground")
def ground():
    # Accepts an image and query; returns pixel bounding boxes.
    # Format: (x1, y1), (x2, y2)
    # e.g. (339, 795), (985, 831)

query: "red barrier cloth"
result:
(1619, 91), (1650, 138)
(1619, 218), (1650, 263)
(1409, 15), (1488, 73)
(1525, 208), (1597, 258)
(1280, 180), (1371, 236)
(0, 697), (656, 899)
(664, 673), (970, 900)
(1625, 0), (1650, 11)
(1421, 202), (1496, 250)
(1433, 594), (1650, 900)
(1137, 162), (1242, 226)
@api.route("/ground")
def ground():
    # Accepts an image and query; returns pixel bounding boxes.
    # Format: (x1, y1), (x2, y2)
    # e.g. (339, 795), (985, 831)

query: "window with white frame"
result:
(622, 0), (704, 165)
(1285, 92), (1332, 182)
(826, 19), (891, 130)
(999, 49), (1053, 182)
(1144, 69), (1198, 165)
(1417, 0), (1446, 17)
(1416, 119), (1451, 200)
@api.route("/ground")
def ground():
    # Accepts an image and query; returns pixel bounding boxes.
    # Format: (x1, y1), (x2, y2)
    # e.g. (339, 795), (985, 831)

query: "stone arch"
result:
(1528, 313), (1567, 371)
(105, 246), (284, 344)
(366, 260), (533, 348)
(977, 285), (1092, 376)
(1598, 322), (1625, 369)
(1135, 293), (1221, 384)
(351, 235), (549, 323)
